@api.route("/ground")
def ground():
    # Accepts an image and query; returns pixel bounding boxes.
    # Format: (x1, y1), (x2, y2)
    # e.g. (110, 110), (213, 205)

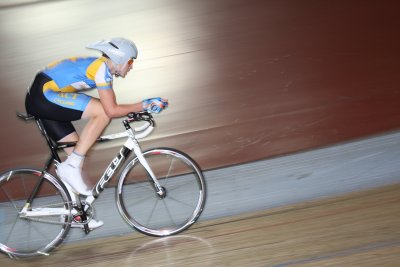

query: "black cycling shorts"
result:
(25, 72), (87, 141)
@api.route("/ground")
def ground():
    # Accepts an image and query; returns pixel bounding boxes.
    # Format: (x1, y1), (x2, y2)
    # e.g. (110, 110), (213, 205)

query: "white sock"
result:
(65, 151), (85, 169)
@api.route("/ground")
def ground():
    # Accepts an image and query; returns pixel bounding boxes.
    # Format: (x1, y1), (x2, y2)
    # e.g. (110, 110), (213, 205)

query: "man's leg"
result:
(57, 98), (110, 196)
(57, 98), (110, 155)
(74, 98), (111, 155)
(56, 98), (108, 228)
(58, 132), (79, 155)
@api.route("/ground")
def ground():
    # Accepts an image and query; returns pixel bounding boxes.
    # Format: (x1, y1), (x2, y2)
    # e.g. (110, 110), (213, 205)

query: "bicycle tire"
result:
(0, 168), (72, 258)
(116, 148), (206, 236)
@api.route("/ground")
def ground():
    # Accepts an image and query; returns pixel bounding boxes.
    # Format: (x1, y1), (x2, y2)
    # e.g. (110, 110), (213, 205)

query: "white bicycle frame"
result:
(20, 114), (162, 219)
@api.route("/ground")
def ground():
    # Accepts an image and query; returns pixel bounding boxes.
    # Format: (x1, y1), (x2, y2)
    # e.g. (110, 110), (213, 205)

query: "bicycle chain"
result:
(18, 201), (95, 226)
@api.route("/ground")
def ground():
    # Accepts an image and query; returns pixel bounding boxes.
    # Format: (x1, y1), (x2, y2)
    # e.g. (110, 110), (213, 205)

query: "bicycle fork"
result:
(90, 134), (165, 202)
(130, 139), (166, 199)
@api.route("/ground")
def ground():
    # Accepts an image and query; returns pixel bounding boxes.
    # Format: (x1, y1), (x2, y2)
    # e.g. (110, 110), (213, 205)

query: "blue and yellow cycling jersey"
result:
(43, 56), (113, 91)
(41, 56), (113, 111)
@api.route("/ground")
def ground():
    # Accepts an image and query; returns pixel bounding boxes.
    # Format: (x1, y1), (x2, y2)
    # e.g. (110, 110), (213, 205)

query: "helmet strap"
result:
(104, 58), (118, 75)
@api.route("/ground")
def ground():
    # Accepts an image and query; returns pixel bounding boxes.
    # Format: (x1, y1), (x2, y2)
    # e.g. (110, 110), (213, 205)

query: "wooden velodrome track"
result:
(1, 0), (400, 265)
(0, 184), (399, 266)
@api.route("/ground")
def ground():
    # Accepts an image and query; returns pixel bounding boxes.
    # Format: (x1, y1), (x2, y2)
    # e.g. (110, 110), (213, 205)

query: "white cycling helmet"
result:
(86, 37), (138, 65)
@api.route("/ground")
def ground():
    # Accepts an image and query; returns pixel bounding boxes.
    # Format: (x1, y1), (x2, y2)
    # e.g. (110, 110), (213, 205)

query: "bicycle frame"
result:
(18, 112), (164, 223)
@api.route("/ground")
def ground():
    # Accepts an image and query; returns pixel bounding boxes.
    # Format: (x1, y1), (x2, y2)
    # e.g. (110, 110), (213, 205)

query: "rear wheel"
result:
(0, 169), (72, 258)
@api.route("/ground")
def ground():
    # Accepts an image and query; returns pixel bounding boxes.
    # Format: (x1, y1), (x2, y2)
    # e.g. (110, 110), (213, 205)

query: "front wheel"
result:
(116, 148), (206, 236)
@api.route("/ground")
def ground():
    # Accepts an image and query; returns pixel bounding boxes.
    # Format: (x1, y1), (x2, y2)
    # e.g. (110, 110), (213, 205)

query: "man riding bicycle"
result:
(25, 37), (168, 228)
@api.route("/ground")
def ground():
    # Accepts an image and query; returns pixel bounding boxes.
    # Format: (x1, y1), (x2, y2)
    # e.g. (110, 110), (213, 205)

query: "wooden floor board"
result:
(2, 183), (399, 266)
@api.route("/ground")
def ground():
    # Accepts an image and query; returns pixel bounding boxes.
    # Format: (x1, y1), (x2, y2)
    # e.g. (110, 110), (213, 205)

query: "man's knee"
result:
(97, 108), (111, 124)
(91, 104), (111, 125)
(83, 99), (110, 124)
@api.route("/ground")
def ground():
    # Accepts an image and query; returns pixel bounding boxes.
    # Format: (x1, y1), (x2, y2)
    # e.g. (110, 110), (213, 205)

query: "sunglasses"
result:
(127, 58), (134, 66)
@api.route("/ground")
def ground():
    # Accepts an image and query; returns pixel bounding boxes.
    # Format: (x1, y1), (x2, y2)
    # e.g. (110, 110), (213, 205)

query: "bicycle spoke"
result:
(145, 198), (160, 227)
(162, 177), (198, 193)
(164, 195), (197, 210)
(21, 174), (29, 203)
(3, 213), (20, 247)
(123, 183), (157, 206)
(163, 156), (175, 187)
(29, 219), (57, 244)
(161, 199), (178, 227)
(0, 184), (20, 213)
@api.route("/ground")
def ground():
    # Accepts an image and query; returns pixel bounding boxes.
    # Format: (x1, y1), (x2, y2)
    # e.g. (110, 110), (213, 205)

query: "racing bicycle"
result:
(0, 111), (206, 258)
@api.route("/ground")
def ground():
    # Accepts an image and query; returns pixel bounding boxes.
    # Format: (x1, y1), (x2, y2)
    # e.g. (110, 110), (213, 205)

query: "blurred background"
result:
(1, 0), (400, 265)
(1, 0), (399, 175)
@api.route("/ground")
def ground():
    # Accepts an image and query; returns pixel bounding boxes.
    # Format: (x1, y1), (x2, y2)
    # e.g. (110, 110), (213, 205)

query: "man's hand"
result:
(142, 97), (169, 113)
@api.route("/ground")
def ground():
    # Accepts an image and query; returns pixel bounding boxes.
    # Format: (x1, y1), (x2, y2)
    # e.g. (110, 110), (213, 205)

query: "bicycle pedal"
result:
(71, 219), (104, 230)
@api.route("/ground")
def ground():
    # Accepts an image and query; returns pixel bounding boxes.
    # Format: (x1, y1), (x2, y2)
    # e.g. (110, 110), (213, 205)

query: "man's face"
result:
(115, 58), (134, 78)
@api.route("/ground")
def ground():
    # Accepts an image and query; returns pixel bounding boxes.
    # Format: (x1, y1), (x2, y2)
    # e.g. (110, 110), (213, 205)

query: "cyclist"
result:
(25, 38), (168, 227)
